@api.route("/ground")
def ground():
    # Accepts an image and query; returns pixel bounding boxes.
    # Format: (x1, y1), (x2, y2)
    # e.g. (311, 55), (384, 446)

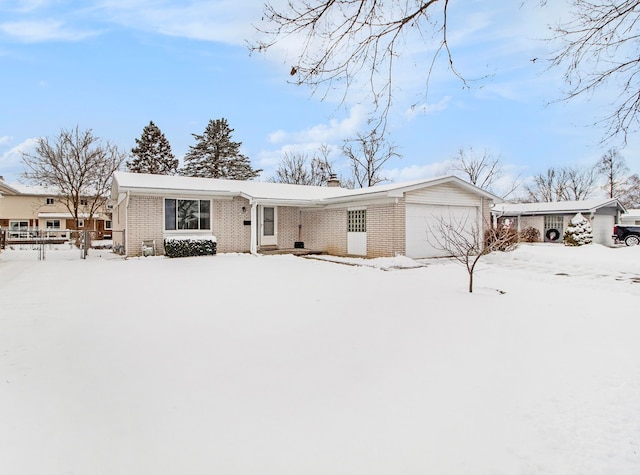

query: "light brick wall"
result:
(127, 195), (164, 257)
(276, 206), (302, 248)
(366, 199), (406, 257)
(212, 197), (251, 253)
(301, 208), (348, 255)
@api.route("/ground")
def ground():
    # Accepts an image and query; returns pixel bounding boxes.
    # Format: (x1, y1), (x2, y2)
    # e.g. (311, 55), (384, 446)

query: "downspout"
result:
(250, 200), (258, 255)
(125, 190), (130, 257)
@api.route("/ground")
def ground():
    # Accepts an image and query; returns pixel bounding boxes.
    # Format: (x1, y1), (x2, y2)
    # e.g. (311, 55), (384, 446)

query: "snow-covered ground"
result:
(1, 243), (639, 475)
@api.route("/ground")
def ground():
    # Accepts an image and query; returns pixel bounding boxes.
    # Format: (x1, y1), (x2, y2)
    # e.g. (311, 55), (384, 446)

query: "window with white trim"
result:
(348, 209), (366, 233)
(46, 197), (55, 205)
(8, 220), (29, 238)
(77, 219), (84, 228)
(164, 199), (211, 231)
(80, 198), (88, 206)
(105, 220), (112, 230)
(46, 219), (61, 229)
(9, 220), (29, 231)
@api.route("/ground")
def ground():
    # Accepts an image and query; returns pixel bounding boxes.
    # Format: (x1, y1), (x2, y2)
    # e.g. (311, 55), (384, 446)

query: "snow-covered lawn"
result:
(1, 244), (639, 474)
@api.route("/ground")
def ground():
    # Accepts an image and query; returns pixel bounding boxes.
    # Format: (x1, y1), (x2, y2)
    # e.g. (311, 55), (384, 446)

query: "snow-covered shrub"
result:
(563, 213), (593, 246)
(164, 236), (217, 258)
(519, 226), (541, 242)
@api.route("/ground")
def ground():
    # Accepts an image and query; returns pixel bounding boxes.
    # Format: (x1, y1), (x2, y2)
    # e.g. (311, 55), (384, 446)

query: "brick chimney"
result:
(327, 173), (340, 187)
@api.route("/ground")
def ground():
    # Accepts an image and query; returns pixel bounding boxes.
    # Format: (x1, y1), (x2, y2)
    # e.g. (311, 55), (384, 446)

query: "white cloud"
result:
(0, 20), (99, 42)
(405, 96), (451, 120)
(268, 105), (367, 144)
(0, 136), (12, 146)
(0, 137), (38, 182)
(94, 0), (264, 44)
(384, 161), (452, 182)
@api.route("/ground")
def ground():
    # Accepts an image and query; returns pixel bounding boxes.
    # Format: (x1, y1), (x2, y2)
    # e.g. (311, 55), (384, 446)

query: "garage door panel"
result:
(406, 204), (478, 258)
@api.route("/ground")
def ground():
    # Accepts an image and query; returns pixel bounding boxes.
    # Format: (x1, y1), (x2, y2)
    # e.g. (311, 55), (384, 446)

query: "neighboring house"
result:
(0, 177), (112, 242)
(110, 171), (500, 258)
(620, 209), (640, 225)
(492, 198), (626, 246)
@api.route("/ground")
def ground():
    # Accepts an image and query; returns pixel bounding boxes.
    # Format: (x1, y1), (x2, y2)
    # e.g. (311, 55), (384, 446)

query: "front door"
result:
(260, 206), (277, 246)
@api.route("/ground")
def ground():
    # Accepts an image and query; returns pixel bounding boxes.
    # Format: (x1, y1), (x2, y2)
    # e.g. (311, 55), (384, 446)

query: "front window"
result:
(105, 220), (112, 230)
(77, 219), (84, 228)
(164, 199), (211, 231)
(46, 197), (55, 205)
(46, 219), (61, 229)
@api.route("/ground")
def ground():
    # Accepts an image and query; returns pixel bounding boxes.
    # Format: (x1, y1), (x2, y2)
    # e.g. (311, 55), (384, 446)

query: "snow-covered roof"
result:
(623, 209), (640, 217)
(111, 172), (501, 205)
(493, 198), (626, 215)
(3, 183), (60, 196)
(37, 212), (93, 219)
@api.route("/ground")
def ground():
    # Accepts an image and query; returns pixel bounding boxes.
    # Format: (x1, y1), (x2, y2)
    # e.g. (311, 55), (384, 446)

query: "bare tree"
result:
(561, 165), (597, 200)
(21, 126), (125, 227)
(448, 147), (520, 198)
(270, 145), (338, 186)
(342, 131), (400, 188)
(428, 215), (517, 293)
(597, 148), (630, 198)
(549, 0), (640, 143)
(251, 0), (464, 132)
(525, 167), (568, 202)
(618, 173), (640, 208)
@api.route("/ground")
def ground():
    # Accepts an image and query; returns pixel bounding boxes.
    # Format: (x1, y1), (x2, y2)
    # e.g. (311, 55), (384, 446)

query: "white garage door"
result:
(591, 215), (614, 245)
(405, 204), (479, 258)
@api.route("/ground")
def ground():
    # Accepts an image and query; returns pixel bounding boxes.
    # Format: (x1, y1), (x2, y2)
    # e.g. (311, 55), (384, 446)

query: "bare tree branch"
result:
(549, 0), (640, 143)
(427, 214), (517, 293)
(250, 0), (468, 132)
(342, 130), (400, 187)
(21, 127), (125, 224)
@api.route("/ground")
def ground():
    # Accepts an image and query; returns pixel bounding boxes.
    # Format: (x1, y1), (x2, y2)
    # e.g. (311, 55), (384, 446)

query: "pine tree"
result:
(180, 118), (261, 180)
(563, 213), (593, 246)
(127, 121), (178, 175)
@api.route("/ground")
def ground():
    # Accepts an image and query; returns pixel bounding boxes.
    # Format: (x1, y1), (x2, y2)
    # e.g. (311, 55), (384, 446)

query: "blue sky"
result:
(1, 1), (638, 197)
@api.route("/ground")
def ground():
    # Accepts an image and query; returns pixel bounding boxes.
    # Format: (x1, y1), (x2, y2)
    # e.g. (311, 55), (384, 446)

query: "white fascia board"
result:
(249, 198), (327, 208)
(322, 195), (397, 209)
(121, 186), (239, 199)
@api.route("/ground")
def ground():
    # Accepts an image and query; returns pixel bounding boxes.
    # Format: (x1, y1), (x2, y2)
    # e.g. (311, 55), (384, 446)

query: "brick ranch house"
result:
(492, 198), (626, 246)
(110, 171), (500, 258)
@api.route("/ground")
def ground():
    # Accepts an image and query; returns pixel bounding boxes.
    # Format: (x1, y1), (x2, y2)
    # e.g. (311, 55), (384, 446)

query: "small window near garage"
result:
(46, 197), (55, 205)
(46, 219), (61, 229)
(105, 220), (112, 230)
(164, 199), (211, 231)
(348, 209), (367, 233)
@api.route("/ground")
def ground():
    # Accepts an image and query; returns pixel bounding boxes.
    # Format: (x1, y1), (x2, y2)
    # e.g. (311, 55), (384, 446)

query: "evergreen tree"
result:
(127, 121), (178, 175)
(180, 118), (261, 180)
(563, 213), (593, 246)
